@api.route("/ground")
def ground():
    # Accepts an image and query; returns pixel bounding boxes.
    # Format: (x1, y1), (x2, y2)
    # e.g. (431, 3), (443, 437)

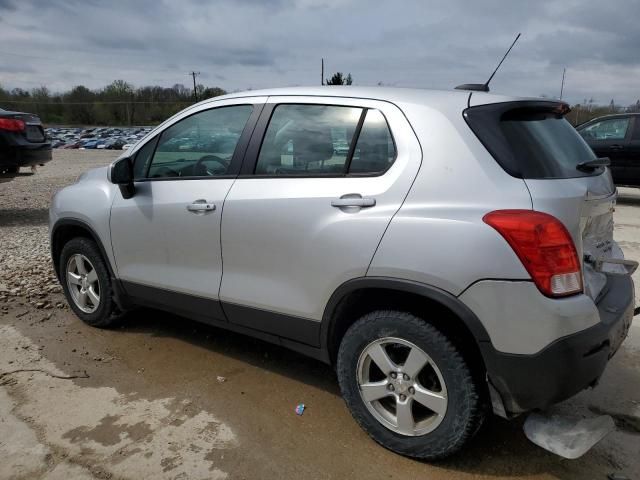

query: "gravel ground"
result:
(0, 151), (638, 480)
(0, 151), (119, 311)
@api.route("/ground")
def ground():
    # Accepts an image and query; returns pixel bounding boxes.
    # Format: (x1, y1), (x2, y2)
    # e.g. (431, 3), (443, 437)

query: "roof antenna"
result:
(455, 33), (521, 93)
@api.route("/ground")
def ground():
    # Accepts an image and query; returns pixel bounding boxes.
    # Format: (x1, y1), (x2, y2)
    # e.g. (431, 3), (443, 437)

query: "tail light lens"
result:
(0, 118), (25, 132)
(483, 210), (582, 297)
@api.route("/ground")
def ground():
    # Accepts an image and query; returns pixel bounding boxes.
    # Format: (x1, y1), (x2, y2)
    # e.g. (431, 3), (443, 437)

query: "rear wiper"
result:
(576, 157), (610, 172)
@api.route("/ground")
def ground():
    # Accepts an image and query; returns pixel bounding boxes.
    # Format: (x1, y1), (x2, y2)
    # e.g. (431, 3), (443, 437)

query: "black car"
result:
(0, 108), (52, 178)
(577, 113), (640, 187)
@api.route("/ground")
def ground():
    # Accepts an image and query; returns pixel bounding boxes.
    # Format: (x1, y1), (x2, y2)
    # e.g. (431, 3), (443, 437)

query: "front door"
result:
(110, 101), (261, 317)
(219, 97), (421, 345)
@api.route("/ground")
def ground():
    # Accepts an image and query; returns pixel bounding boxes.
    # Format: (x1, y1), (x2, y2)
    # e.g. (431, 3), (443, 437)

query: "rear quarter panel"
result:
(367, 98), (533, 294)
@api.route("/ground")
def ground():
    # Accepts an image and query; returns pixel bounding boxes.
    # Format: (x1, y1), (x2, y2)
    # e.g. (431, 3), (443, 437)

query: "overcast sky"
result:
(1, 0), (639, 105)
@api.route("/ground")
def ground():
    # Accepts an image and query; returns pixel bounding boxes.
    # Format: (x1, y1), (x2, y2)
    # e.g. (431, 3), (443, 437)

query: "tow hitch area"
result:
(523, 412), (615, 459)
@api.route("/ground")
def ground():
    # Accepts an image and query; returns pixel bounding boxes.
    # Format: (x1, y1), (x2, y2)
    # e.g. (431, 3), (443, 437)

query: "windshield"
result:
(465, 102), (599, 179)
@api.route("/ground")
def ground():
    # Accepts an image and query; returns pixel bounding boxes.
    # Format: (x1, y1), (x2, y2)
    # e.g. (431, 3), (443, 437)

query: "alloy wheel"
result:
(66, 253), (100, 313)
(356, 337), (448, 436)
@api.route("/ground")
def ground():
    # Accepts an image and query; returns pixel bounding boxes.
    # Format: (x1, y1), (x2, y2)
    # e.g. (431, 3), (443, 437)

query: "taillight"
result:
(0, 118), (25, 132)
(483, 210), (582, 297)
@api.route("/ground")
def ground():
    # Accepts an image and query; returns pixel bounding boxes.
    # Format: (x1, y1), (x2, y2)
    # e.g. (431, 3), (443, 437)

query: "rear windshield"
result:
(464, 102), (598, 179)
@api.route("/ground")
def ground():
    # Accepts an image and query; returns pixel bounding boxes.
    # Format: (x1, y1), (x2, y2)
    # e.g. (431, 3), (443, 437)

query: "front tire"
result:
(336, 310), (485, 460)
(59, 237), (119, 328)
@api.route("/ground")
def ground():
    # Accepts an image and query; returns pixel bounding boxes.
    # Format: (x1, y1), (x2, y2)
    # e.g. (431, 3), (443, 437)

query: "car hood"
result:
(78, 165), (110, 183)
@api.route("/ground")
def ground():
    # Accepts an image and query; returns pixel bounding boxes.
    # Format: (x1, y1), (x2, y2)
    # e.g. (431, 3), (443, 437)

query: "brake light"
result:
(483, 210), (582, 297)
(0, 118), (25, 132)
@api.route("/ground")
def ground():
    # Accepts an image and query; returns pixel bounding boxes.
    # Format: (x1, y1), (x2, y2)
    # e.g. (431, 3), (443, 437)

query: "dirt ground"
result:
(0, 150), (638, 480)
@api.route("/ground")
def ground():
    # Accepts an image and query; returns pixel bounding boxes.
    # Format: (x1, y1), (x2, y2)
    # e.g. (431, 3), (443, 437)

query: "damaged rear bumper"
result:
(482, 274), (635, 415)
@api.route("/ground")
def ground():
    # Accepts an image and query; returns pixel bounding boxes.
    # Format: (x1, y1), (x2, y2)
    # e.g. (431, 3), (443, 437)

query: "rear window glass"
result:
(465, 103), (598, 179)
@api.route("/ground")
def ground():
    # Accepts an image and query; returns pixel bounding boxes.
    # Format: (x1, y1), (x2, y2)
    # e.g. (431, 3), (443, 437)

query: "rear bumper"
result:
(1, 130), (52, 168)
(0, 143), (52, 167)
(482, 274), (635, 414)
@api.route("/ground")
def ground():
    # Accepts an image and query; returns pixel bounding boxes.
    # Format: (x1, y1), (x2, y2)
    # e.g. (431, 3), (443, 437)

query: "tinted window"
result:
(465, 103), (598, 179)
(147, 105), (253, 178)
(349, 109), (396, 174)
(255, 104), (362, 175)
(580, 118), (630, 141)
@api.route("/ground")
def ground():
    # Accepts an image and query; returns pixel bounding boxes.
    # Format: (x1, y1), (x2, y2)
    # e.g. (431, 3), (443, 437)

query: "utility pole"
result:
(321, 58), (324, 86)
(188, 71), (201, 102)
(559, 68), (566, 100)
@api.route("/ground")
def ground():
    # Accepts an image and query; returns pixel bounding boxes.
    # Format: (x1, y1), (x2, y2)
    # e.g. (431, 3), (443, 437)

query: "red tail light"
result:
(483, 210), (582, 297)
(0, 118), (25, 132)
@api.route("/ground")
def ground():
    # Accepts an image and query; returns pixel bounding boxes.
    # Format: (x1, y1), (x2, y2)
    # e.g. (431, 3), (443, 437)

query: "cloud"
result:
(0, 0), (638, 104)
(0, 0), (15, 11)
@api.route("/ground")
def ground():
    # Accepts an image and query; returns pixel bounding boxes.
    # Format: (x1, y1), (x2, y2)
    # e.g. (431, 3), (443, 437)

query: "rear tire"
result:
(59, 237), (120, 328)
(336, 310), (485, 460)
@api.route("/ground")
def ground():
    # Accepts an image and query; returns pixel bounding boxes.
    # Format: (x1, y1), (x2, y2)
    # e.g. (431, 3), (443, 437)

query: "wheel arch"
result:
(50, 219), (115, 281)
(322, 277), (492, 370)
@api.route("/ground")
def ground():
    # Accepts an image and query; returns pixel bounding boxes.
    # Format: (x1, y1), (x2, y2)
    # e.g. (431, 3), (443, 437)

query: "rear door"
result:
(219, 96), (421, 345)
(578, 116), (633, 185)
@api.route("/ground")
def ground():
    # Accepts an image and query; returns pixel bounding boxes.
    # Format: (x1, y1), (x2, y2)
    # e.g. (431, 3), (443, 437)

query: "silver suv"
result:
(49, 87), (637, 459)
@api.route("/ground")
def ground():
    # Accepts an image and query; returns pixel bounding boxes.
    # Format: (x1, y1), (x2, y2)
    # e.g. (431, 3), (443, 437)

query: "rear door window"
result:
(255, 104), (362, 175)
(254, 105), (396, 176)
(465, 103), (599, 179)
(580, 118), (630, 141)
(349, 109), (396, 174)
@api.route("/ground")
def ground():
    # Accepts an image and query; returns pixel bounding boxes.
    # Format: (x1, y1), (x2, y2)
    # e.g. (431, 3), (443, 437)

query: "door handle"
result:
(610, 144), (624, 150)
(331, 194), (376, 208)
(186, 199), (216, 214)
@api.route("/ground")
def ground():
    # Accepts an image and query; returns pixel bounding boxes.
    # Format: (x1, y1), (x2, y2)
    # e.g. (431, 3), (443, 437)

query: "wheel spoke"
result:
(413, 385), (447, 415)
(86, 269), (98, 285)
(77, 291), (88, 308)
(359, 381), (390, 402)
(403, 346), (429, 378)
(367, 344), (396, 375)
(395, 399), (415, 433)
(86, 287), (100, 307)
(75, 256), (87, 275)
(67, 272), (82, 286)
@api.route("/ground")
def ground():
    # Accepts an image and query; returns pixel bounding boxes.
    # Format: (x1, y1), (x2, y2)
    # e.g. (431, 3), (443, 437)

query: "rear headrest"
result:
(291, 127), (334, 164)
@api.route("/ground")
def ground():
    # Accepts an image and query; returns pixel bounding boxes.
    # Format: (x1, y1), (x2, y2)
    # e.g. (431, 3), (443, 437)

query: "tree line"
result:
(0, 80), (226, 126)
(1, 77), (638, 127)
(566, 99), (640, 126)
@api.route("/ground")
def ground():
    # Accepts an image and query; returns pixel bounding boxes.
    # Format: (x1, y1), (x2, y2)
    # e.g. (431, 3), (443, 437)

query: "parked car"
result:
(577, 113), (640, 187)
(45, 126), (151, 151)
(0, 107), (51, 179)
(49, 87), (636, 460)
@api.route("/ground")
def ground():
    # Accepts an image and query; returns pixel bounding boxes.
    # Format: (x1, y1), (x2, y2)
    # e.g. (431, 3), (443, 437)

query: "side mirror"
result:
(110, 157), (135, 199)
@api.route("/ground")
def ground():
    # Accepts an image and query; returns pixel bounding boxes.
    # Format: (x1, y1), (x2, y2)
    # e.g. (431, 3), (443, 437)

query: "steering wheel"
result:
(194, 155), (228, 176)
(151, 166), (180, 178)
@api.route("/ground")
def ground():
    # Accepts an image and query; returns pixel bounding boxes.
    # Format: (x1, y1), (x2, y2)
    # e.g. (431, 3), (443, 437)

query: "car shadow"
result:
(617, 193), (640, 206)
(115, 307), (593, 478)
(0, 208), (49, 226)
(117, 307), (340, 395)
